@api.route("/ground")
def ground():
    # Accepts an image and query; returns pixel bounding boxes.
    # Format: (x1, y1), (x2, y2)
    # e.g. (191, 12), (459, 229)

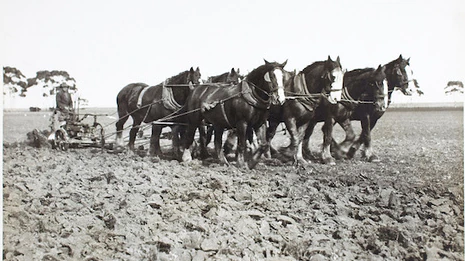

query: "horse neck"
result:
(166, 71), (190, 104)
(346, 71), (375, 100)
(302, 64), (326, 94)
(245, 68), (272, 101)
(344, 80), (366, 100)
(167, 71), (188, 84)
(209, 72), (228, 83)
(290, 72), (307, 94)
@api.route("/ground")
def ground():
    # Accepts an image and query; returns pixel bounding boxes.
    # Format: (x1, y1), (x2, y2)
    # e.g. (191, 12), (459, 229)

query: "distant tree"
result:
(445, 81), (464, 95)
(3, 66), (28, 97)
(27, 70), (77, 97)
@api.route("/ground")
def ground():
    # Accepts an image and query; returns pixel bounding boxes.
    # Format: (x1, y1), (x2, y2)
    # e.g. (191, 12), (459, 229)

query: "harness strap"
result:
(241, 81), (270, 110)
(219, 101), (233, 128)
(341, 87), (355, 102)
(162, 80), (182, 111)
(293, 73), (316, 111)
(137, 86), (150, 108)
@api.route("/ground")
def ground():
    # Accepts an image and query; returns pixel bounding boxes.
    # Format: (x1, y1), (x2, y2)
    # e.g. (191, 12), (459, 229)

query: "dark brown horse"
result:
(180, 60), (287, 169)
(344, 55), (420, 161)
(273, 56), (344, 165)
(202, 68), (243, 153)
(115, 67), (201, 157)
(294, 65), (387, 162)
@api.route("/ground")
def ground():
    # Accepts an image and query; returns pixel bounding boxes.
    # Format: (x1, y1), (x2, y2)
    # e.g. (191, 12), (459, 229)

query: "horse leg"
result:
(265, 120), (279, 158)
(128, 120), (142, 151)
(115, 109), (129, 148)
(347, 117), (368, 159)
(302, 121), (316, 161)
(363, 117), (380, 162)
(223, 129), (237, 157)
(283, 118), (309, 166)
(198, 125), (210, 159)
(248, 124), (268, 169)
(334, 119), (356, 159)
(170, 125), (185, 160)
(150, 125), (163, 157)
(205, 125), (214, 147)
(246, 126), (257, 153)
(321, 117), (336, 165)
(213, 126), (228, 164)
(181, 124), (198, 162)
(235, 121), (248, 169)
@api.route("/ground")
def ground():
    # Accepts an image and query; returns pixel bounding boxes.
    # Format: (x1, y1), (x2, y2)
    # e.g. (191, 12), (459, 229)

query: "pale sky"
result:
(1, 0), (464, 107)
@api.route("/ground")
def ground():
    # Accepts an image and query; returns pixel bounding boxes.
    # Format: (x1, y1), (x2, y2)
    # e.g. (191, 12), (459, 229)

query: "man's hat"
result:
(58, 83), (69, 88)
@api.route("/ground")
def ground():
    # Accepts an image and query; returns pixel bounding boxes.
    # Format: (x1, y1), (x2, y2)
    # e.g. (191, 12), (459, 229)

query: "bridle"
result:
(321, 68), (343, 101)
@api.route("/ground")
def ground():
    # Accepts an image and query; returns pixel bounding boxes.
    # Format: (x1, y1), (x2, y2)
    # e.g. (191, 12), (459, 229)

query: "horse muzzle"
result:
(327, 89), (342, 104)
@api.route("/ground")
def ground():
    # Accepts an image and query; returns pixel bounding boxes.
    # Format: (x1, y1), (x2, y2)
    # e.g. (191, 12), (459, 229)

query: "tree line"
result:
(3, 66), (77, 98)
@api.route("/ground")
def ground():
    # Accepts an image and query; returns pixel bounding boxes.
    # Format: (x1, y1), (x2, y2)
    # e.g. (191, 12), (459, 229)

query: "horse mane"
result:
(385, 57), (402, 68)
(345, 68), (375, 78)
(301, 61), (325, 74)
(166, 70), (188, 84)
(208, 72), (228, 82)
(126, 82), (149, 88)
(246, 63), (276, 83)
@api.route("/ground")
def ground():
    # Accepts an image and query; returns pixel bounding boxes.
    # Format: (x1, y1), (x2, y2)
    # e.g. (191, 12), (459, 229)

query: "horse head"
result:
(369, 65), (388, 112)
(264, 59), (288, 105)
(388, 55), (419, 96)
(246, 59), (287, 105)
(226, 68), (242, 85)
(322, 56), (344, 104)
(187, 67), (202, 89)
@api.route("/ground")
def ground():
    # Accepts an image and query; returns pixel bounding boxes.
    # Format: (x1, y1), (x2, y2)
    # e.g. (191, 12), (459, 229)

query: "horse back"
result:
(116, 83), (149, 114)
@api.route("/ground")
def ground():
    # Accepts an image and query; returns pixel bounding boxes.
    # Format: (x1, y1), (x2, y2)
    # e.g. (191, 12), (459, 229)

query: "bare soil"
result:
(3, 108), (464, 260)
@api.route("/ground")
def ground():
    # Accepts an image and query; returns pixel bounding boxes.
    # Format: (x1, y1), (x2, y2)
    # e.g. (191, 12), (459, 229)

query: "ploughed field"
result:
(3, 108), (464, 260)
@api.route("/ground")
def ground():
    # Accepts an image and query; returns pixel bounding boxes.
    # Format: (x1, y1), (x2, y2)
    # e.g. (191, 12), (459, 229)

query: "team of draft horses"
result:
(115, 55), (417, 169)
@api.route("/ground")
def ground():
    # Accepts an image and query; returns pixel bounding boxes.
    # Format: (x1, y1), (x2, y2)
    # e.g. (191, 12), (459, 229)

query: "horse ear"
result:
(406, 58), (410, 64)
(398, 54), (403, 60)
(231, 68), (235, 74)
(190, 67), (194, 72)
(336, 56), (341, 64)
(327, 55), (332, 61)
(196, 67), (200, 72)
(281, 59), (288, 68)
(237, 68), (240, 74)
(264, 59), (270, 64)
(377, 64), (385, 73)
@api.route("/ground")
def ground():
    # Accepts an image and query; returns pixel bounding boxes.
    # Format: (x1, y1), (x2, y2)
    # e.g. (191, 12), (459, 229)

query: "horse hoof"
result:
(322, 158), (336, 165)
(346, 148), (356, 159)
(368, 155), (380, 163)
(182, 150), (192, 162)
(247, 160), (259, 170)
(293, 157), (309, 167)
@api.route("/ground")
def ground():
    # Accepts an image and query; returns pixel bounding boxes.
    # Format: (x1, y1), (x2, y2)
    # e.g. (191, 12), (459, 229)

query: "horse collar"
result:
(241, 81), (270, 109)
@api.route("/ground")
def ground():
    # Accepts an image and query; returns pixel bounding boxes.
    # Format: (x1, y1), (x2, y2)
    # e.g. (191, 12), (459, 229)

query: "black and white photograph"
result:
(2, 0), (464, 260)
